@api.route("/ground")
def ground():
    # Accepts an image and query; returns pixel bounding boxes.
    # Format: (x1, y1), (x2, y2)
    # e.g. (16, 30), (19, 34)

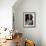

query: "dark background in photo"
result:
(25, 14), (33, 25)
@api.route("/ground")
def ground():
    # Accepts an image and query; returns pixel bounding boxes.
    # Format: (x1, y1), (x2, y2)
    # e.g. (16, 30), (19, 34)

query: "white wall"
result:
(41, 0), (46, 46)
(0, 0), (46, 46)
(13, 0), (46, 46)
(0, 0), (16, 29)
(13, 0), (41, 46)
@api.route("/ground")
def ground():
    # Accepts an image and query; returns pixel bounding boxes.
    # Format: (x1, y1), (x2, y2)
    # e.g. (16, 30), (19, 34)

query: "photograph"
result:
(23, 12), (36, 28)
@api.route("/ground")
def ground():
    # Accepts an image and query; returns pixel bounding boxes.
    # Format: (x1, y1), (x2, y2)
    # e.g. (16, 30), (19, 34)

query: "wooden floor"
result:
(0, 39), (16, 46)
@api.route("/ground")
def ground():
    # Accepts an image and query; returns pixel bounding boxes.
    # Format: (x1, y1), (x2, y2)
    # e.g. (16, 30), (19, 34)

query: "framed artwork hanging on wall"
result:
(23, 12), (36, 28)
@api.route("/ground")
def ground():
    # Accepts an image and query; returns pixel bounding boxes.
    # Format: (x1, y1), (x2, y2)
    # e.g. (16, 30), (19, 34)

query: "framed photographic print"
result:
(23, 12), (36, 28)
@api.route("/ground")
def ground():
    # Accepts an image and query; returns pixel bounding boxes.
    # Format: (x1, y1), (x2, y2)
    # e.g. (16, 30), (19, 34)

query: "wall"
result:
(13, 0), (41, 46)
(0, 0), (16, 29)
(41, 0), (46, 46)
(0, 0), (17, 39)
(0, 0), (46, 46)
